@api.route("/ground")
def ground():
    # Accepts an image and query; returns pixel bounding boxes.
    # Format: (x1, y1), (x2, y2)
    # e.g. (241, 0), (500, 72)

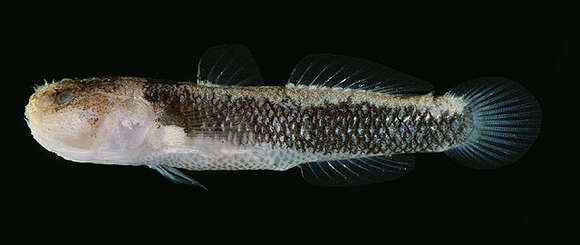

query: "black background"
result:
(3, 17), (577, 244)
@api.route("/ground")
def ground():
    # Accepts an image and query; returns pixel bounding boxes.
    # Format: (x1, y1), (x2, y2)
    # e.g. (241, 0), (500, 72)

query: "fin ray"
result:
(444, 77), (542, 169)
(298, 155), (415, 187)
(197, 44), (263, 86)
(149, 165), (207, 190)
(288, 54), (433, 95)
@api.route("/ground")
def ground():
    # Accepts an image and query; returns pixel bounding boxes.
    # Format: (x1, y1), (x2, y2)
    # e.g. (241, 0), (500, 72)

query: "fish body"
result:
(25, 45), (541, 188)
(141, 80), (471, 171)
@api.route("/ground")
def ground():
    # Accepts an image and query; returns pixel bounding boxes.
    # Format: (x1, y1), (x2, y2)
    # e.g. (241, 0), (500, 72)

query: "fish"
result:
(24, 44), (542, 189)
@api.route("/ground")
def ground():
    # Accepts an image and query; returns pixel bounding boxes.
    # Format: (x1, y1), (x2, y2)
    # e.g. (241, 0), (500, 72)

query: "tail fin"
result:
(444, 77), (542, 169)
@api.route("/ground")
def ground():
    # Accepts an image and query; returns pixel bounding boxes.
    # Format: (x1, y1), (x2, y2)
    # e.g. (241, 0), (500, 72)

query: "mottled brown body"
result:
(143, 80), (474, 157)
(25, 44), (542, 187)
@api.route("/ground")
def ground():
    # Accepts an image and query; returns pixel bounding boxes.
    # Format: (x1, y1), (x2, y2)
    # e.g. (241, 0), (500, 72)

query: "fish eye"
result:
(56, 90), (73, 104)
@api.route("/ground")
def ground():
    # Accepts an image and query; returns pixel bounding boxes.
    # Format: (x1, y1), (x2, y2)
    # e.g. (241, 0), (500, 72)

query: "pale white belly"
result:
(139, 143), (364, 171)
(138, 123), (374, 171)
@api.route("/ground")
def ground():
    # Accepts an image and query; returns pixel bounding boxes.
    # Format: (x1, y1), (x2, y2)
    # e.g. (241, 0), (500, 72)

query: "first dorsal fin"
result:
(287, 54), (433, 95)
(197, 44), (263, 86)
(298, 155), (415, 187)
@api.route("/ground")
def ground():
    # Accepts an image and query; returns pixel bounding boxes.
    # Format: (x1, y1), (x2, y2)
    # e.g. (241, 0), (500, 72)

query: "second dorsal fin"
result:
(287, 54), (433, 95)
(197, 44), (263, 87)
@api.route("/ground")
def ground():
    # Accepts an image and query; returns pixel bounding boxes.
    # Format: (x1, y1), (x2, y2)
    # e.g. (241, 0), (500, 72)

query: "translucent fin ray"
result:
(444, 77), (542, 169)
(149, 165), (207, 191)
(287, 54), (433, 95)
(197, 44), (263, 86)
(298, 155), (415, 187)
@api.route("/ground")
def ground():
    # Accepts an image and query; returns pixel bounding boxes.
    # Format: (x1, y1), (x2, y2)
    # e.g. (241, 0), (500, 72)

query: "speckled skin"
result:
(26, 76), (474, 171)
(138, 77), (474, 171)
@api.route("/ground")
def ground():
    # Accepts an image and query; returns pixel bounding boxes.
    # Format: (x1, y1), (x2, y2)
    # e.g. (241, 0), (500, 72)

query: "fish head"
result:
(25, 77), (155, 165)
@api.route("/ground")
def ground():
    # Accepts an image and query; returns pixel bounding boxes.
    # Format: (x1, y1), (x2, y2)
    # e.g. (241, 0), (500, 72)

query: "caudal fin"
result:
(444, 77), (542, 169)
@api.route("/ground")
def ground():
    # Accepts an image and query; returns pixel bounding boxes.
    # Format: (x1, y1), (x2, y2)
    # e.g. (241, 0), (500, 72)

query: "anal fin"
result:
(298, 155), (415, 187)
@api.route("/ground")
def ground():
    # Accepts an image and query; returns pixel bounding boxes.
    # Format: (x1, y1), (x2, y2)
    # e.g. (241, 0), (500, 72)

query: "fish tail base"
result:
(443, 77), (542, 169)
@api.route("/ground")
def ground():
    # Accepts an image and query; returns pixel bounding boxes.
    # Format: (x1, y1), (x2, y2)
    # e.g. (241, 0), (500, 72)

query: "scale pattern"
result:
(143, 83), (474, 156)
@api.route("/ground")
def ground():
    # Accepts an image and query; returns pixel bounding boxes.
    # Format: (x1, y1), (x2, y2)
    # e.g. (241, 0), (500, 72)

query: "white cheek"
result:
(96, 113), (149, 150)
(91, 105), (155, 164)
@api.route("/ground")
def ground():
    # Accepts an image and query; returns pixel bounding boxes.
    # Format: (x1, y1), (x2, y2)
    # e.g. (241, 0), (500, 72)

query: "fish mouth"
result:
(24, 93), (40, 123)
(24, 104), (35, 132)
(26, 115), (96, 163)
(24, 115), (30, 128)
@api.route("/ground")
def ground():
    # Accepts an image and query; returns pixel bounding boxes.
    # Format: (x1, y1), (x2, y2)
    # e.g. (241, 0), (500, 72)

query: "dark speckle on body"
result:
(143, 81), (473, 156)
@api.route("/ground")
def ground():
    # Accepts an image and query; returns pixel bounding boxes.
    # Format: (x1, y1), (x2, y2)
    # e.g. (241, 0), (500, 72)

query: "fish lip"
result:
(23, 105), (33, 128)
(26, 118), (94, 159)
